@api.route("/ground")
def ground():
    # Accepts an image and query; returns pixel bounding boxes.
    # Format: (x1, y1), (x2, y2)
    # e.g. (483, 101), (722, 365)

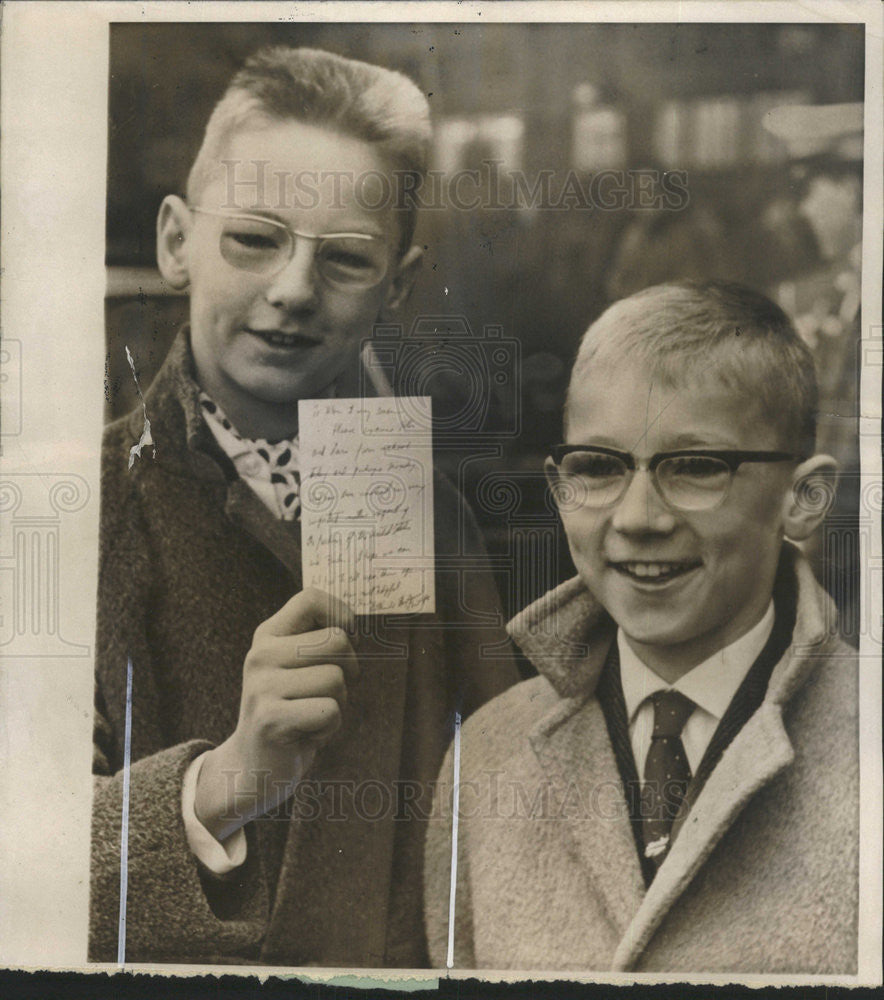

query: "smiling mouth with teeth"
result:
(250, 329), (320, 349)
(611, 560), (702, 582)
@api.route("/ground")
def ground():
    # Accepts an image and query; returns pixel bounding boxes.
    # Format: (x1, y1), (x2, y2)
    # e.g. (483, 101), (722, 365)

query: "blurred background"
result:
(105, 22), (865, 642)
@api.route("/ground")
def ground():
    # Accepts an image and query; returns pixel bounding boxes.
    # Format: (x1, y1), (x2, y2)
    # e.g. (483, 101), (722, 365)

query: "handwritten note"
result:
(298, 396), (435, 615)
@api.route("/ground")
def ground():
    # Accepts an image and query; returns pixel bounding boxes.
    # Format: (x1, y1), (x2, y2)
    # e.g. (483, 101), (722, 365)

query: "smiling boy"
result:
(424, 280), (858, 973)
(90, 47), (515, 966)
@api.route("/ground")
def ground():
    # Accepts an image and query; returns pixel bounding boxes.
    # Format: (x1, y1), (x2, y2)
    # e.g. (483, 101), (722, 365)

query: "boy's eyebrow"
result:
(666, 433), (741, 450)
(567, 436), (624, 450)
(218, 206), (389, 240)
(564, 434), (744, 453)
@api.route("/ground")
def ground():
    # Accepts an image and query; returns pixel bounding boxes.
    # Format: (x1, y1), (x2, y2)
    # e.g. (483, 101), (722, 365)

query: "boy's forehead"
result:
(204, 119), (391, 195)
(193, 119), (400, 241)
(567, 358), (777, 448)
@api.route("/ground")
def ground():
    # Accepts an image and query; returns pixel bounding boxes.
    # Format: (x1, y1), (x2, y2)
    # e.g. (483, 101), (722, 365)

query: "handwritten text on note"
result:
(298, 396), (435, 615)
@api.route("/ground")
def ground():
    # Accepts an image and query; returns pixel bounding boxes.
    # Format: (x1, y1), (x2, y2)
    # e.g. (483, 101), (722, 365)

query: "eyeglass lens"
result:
(558, 451), (733, 511)
(216, 216), (388, 287)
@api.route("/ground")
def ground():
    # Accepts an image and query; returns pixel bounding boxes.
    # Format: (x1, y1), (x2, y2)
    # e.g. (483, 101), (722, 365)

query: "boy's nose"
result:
(264, 239), (320, 311)
(610, 468), (677, 534)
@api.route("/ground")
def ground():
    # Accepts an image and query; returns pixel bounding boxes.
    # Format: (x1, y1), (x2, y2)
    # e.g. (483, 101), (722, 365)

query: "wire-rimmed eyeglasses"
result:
(189, 206), (392, 290)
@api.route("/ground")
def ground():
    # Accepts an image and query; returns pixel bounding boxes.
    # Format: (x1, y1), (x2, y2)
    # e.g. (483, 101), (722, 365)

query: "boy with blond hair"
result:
(425, 280), (857, 974)
(91, 47), (515, 967)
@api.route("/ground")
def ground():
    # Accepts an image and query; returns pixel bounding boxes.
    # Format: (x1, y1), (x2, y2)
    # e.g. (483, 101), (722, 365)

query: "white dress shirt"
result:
(618, 601), (775, 777)
(181, 751), (248, 874)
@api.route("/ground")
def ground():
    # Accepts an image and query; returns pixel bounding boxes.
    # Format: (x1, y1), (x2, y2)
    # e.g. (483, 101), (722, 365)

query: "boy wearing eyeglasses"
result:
(424, 280), (858, 973)
(90, 47), (516, 966)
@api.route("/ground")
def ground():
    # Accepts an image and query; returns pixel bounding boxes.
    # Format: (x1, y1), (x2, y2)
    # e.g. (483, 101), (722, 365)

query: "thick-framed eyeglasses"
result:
(548, 444), (804, 512)
(189, 206), (392, 290)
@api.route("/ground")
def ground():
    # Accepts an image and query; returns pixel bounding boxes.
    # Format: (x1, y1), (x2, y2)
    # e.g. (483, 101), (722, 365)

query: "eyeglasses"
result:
(189, 207), (392, 289)
(548, 445), (803, 512)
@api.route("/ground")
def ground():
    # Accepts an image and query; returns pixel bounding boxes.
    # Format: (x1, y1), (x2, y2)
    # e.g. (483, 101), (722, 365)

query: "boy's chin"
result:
(603, 594), (710, 652)
(620, 622), (700, 654)
(615, 619), (698, 650)
(241, 369), (337, 405)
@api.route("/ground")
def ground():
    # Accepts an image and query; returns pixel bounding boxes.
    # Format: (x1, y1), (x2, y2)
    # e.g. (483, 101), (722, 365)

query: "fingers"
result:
(273, 663), (348, 706)
(241, 661), (346, 746)
(246, 628), (359, 683)
(236, 591), (359, 771)
(258, 588), (355, 639)
(261, 696), (343, 746)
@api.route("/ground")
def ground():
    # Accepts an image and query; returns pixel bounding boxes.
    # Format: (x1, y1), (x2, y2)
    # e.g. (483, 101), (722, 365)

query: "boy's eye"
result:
(663, 455), (730, 481)
(218, 222), (289, 272)
(323, 249), (372, 270)
(319, 240), (379, 273)
(563, 452), (626, 480)
(229, 231), (280, 251)
(221, 224), (286, 250)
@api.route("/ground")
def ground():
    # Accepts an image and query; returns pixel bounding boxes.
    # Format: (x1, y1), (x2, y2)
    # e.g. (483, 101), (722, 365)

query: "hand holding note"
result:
(299, 396), (436, 615)
(194, 588), (357, 841)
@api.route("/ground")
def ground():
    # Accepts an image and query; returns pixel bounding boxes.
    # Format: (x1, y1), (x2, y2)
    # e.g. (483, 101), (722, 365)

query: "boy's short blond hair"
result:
(566, 280), (819, 457)
(186, 46), (431, 254)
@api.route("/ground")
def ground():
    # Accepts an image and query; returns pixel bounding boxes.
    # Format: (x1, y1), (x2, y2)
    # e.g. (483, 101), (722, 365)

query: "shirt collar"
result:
(199, 395), (254, 462)
(198, 392), (300, 474)
(618, 600), (775, 725)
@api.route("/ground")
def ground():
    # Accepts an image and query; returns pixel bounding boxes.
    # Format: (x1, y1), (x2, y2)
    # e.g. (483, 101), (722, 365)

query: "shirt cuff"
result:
(181, 751), (247, 876)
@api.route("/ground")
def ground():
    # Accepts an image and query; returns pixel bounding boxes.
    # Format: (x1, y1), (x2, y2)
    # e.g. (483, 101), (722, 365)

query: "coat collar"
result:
(510, 544), (846, 969)
(126, 327), (226, 480)
(506, 576), (616, 699)
(127, 329), (303, 580)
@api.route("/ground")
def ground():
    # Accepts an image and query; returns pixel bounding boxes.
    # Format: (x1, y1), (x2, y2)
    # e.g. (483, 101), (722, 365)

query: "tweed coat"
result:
(90, 330), (517, 967)
(424, 545), (859, 974)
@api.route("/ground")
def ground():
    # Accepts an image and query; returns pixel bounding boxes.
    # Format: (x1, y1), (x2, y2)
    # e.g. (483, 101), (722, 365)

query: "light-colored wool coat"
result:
(424, 545), (859, 974)
(90, 331), (518, 967)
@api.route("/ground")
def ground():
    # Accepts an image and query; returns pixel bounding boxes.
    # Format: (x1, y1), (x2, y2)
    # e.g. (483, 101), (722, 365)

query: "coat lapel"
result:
(529, 694), (647, 937)
(512, 577), (645, 935)
(611, 701), (794, 970)
(223, 479), (303, 586)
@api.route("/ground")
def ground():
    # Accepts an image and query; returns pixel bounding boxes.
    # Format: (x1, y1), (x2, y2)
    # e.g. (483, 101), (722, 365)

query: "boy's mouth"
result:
(247, 328), (321, 349)
(609, 559), (702, 584)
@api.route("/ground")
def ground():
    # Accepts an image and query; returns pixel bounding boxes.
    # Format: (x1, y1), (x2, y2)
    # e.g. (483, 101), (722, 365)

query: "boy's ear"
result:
(379, 245), (423, 320)
(782, 454), (839, 541)
(545, 456), (586, 518)
(156, 195), (192, 290)
(544, 456), (566, 512)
